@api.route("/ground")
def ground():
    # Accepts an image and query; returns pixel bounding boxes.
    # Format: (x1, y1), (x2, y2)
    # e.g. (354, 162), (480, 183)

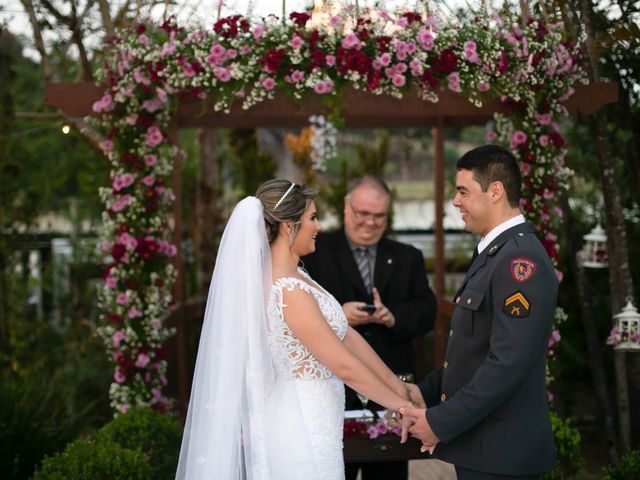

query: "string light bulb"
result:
(61, 124), (71, 134)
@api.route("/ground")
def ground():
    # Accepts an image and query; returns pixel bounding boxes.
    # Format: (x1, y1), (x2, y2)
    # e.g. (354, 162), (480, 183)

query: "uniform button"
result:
(518, 233), (524, 236)
(440, 393), (447, 402)
(455, 296), (460, 304)
(449, 329), (453, 337)
(444, 361), (448, 368)
(466, 297), (472, 304)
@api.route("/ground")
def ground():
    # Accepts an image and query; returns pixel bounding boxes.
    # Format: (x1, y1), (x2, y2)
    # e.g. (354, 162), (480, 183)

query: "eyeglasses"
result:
(347, 197), (388, 225)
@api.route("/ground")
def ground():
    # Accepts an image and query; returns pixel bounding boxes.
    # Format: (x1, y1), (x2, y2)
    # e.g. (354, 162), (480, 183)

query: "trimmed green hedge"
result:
(33, 437), (151, 480)
(33, 408), (182, 480)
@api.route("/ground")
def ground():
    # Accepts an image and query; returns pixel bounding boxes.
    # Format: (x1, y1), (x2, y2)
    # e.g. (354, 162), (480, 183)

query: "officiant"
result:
(303, 175), (437, 480)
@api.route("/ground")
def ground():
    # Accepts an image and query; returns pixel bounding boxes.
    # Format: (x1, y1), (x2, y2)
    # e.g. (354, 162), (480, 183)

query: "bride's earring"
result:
(288, 223), (296, 247)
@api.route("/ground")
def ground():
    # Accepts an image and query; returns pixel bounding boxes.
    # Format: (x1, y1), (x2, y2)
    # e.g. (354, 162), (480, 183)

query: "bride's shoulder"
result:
(272, 274), (314, 295)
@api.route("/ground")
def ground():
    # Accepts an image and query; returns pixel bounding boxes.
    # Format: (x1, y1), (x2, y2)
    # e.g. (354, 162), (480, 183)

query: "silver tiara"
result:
(274, 182), (296, 210)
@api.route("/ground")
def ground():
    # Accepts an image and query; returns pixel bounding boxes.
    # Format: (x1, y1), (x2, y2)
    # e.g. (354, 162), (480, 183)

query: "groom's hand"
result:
(399, 406), (439, 452)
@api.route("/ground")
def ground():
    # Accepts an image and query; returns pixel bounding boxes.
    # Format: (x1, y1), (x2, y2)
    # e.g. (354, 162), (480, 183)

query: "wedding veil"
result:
(176, 196), (275, 479)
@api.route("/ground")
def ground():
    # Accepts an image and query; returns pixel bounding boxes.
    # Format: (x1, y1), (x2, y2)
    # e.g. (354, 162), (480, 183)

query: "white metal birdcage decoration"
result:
(610, 298), (640, 351)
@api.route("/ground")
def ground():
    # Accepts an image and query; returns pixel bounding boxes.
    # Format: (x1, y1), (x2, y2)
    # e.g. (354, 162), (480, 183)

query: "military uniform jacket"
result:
(303, 228), (437, 408)
(419, 222), (557, 476)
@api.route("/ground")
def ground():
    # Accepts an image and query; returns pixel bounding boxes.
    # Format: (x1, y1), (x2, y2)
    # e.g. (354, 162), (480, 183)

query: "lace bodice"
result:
(267, 268), (348, 380)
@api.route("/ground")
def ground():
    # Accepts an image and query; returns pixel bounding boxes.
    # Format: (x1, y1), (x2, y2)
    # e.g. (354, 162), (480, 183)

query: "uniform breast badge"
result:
(504, 291), (530, 317)
(510, 257), (537, 282)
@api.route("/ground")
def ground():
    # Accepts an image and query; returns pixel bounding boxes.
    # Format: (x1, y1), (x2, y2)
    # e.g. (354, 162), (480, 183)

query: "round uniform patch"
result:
(510, 257), (537, 282)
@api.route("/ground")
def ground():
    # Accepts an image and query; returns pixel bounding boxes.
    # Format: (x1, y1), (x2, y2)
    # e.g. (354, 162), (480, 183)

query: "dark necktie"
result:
(471, 244), (479, 262)
(356, 247), (372, 294)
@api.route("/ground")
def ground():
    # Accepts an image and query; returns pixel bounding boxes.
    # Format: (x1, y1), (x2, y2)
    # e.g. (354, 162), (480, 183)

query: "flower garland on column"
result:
(90, 8), (586, 413)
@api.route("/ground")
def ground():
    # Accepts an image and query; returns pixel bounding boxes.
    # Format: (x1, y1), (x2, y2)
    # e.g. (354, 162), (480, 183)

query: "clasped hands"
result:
(396, 383), (439, 454)
(343, 287), (395, 328)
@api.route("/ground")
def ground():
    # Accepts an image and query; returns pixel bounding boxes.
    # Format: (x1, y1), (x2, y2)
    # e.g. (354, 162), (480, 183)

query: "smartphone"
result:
(359, 304), (376, 315)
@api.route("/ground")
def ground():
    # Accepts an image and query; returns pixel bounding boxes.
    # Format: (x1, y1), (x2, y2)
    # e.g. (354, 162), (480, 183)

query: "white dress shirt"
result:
(477, 214), (525, 254)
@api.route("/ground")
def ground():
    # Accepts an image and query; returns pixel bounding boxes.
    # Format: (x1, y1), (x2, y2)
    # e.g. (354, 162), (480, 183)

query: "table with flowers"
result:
(343, 413), (427, 463)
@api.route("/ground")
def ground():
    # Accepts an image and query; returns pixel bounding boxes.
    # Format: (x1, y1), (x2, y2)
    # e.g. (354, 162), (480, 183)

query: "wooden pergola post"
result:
(432, 117), (447, 367)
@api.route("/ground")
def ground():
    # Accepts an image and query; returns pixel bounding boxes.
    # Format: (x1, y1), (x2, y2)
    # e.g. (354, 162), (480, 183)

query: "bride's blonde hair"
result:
(256, 179), (317, 244)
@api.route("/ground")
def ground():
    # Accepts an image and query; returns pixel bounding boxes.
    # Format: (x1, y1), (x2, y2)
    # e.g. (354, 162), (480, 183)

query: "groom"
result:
(402, 145), (557, 480)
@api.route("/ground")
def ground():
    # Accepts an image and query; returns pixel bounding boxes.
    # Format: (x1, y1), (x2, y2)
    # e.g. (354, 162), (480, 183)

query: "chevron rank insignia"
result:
(510, 257), (537, 283)
(504, 292), (530, 318)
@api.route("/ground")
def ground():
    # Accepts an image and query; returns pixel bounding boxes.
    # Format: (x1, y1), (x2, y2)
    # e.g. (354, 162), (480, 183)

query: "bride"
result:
(176, 179), (416, 480)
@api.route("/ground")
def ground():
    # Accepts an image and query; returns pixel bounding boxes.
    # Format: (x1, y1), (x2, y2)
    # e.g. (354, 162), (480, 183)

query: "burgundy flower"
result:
(498, 50), (508, 76)
(260, 48), (287, 73)
(103, 263), (116, 279)
(289, 12), (311, 27)
(549, 131), (566, 148)
(124, 278), (140, 291)
(402, 12), (422, 24)
(156, 346), (169, 360)
(136, 24), (146, 34)
(135, 237), (159, 261)
(420, 69), (438, 89)
(502, 96), (526, 114)
(214, 15), (250, 38)
(368, 70), (382, 90)
(537, 99), (551, 114)
(112, 244), (126, 261)
(154, 278), (165, 288)
(107, 313), (124, 324)
(432, 49), (458, 74)
(137, 112), (154, 129)
(376, 36), (392, 53)
(310, 49), (326, 68)
(308, 30), (320, 47)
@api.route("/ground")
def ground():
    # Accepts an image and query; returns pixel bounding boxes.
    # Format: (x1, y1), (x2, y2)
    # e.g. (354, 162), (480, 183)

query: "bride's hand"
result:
(406, 383), (426, 408)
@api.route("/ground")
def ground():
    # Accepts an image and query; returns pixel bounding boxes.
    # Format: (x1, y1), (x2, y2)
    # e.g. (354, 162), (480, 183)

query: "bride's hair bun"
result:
(256, 179), (317, 243)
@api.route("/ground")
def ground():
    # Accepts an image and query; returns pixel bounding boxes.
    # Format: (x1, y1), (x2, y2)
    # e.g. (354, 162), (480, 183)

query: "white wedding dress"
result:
(265, 267), (348, 480)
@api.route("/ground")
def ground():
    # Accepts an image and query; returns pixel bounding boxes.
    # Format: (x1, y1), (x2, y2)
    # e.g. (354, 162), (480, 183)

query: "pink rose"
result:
(100, 140), (114, 152)
(145, 126), (163, 147)
(291, 70), (304, 83)
(226, 49), (237, 59)
(520, 162), (532, 175)
(509, 130), (527, 148)
(214, 66), (231, 82)
(128, 307), (142, 319)
(416, 29), (434, 50)
(142, 175), (155, 186)
(112, 330), (125, 348)
(290, 35), (303, 50)
(253, 25), (267, 42)
(135, 353), (150, 368)
(476, 81), (490, 92)
(262, 78), (276, 90)
(326, 55), (336, 66)
(114, 368), (126, 384)
(117, 293), (128, 305)
(341, 33), (361, 50)
(379, 53), (392, 66)
(145, 155), (157, 166)
(142, 98), (162, 112)
(447, 72), (461, 93)
(539, 135), (549, 147)
(106, 276), (117, 289)
(138, 34), (149, 47)
(392, 75), (406, 87)
(485, 130), (497, 142)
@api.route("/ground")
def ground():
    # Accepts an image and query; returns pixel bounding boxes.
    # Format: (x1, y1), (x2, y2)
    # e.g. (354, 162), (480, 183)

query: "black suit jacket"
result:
(303, 228), (437, 408)
(419, 222), (556, 475)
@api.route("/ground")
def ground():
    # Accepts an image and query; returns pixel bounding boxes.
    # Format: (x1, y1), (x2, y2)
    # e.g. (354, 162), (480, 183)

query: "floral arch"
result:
(76, 7), (613, 413)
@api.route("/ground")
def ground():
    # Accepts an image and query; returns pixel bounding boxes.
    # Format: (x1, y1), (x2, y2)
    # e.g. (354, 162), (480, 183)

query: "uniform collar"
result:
(477, 214), (525, 254)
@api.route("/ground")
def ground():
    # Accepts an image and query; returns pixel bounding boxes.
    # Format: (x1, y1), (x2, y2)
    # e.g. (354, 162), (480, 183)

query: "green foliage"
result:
(98, 408), (182, 480)
(0, 367), (104, 480)
(602, 449), (640, 480)
(32, 436), (152, 480)
(226, 128), (277, 197)
(541, 412), (583, 480)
